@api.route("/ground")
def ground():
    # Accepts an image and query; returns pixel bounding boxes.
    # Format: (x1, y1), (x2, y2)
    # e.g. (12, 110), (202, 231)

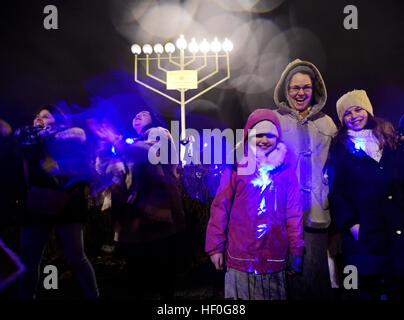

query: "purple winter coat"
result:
(205, 109), (304, 274)
(205, 146), (304, 274)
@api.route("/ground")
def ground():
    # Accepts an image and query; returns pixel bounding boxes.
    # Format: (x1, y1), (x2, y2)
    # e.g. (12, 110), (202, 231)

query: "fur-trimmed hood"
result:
(238, 141), (293, 177)
(274, 59), (327, 120)
(257, 141), (288, 171)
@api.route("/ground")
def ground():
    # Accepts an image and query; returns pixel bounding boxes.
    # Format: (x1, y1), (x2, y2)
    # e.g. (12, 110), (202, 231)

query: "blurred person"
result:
(0, 119), (25, 292)
(94, 106), (185, 299)
(398, 114), (404, 149)
(0, 119), (22, 234)
(15, 105), (99, 300)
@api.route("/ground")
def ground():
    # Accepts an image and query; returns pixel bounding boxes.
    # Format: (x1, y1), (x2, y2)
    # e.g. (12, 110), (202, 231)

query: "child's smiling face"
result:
(343, 106), (369, 131)
(250, 133), (278, 156)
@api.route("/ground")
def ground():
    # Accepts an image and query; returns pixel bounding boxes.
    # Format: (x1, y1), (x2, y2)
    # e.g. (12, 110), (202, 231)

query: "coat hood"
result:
(274, 59), (327, 120)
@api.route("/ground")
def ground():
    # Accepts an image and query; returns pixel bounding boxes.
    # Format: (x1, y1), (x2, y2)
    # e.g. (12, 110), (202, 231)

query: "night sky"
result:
(1, 0), (404, 131)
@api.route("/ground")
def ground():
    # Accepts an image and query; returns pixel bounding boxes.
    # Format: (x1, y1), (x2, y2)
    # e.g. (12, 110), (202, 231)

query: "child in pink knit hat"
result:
(205, 109), (304, 300)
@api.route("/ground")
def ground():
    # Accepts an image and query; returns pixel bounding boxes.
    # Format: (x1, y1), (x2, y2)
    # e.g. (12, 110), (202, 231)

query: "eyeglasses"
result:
(288, 86), (313, 95)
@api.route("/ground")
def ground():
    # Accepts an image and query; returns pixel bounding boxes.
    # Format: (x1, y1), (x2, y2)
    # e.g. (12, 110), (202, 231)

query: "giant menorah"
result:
(131, 35), (233, 163)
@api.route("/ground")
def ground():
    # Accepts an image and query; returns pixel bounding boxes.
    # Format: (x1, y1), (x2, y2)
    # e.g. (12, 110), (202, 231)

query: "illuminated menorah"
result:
(131, 35), (233, 163)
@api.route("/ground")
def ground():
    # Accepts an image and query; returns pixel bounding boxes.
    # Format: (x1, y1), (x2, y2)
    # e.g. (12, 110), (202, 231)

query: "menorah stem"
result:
(180, 89), (186, 162)
(179, 48), (187, 163)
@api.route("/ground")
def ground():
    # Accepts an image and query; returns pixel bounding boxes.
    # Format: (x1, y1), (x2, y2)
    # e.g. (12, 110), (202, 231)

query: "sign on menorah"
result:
(131, 35), (233, 163)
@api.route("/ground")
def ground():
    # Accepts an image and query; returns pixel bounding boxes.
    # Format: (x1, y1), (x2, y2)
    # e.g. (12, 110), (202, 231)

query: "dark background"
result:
(1, 0), (404, 131)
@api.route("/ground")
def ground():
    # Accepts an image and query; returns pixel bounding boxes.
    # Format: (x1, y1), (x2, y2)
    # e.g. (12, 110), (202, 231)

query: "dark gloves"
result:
(287, 253), (303, 274)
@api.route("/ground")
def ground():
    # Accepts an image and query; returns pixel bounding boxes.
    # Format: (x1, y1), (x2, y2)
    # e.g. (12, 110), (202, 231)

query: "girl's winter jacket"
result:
(328, 139), (404, 276)
(205, 143), (304, 274)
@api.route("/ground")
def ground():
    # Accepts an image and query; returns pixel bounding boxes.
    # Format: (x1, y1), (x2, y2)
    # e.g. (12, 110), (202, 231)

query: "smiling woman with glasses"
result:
(288, 85), (313, 95)
(271, 59), (338, 300)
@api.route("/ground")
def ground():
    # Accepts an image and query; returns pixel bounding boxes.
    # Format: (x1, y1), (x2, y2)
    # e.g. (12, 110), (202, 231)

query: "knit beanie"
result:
(244, 109), (282, 141)
(248, 120), (279, 139)
(336, 89), (374, 123)
(284, 66), (315, 97)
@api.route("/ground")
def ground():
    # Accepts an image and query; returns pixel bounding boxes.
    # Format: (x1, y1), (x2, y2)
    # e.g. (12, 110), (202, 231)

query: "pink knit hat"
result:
(244, 109), (282, 141)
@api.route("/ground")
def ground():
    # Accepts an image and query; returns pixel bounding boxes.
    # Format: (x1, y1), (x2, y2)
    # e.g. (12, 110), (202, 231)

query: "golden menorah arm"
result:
(183, 53), (197, 67)
(197, 54), (219, 84)
(157, 55), (169, 72)
(185, 74), (230, 105)
(168, 53), (181, 67)
(135, 78), (181, 104)
(134, 55), (181, 105)
(146, 55), (167, 85)
(185, 53), (230, 105)
(196, 55), (208, 72)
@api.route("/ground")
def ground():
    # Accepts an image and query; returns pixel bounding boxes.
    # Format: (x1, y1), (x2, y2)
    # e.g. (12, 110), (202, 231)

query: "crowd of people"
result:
(0, 59), (403, 300)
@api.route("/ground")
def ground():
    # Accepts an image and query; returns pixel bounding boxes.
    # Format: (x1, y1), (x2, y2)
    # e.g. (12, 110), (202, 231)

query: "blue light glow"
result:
(125, 138), (134, 144)
(256, 223), (268, 239)
(258, 197), (266, 216)
(353, 138), (366, 152)
(348, 138), (368, 157)
(251, 166), (272, 194)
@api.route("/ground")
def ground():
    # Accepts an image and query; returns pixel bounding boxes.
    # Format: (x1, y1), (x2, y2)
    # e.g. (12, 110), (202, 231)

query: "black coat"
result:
(327, 139), (404, 276)
(0, 137), (25, 225)
(112, 139), (185, 244)
(16, 127), (90, 225)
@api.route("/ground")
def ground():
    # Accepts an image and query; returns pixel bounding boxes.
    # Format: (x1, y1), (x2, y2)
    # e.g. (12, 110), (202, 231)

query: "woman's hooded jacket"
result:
(272, 59), (337, 229)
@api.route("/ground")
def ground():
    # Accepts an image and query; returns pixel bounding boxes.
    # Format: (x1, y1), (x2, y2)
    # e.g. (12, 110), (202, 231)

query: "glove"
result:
(287, 253), (303, 274)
